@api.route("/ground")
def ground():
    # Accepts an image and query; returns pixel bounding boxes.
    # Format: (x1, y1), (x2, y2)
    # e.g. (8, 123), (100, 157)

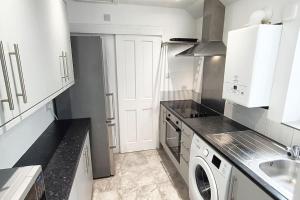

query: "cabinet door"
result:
(53, 1), (74, 87)
(2, 0), (63, 114)
(229, 167), (273, 200)
(0, 2), (21, 128)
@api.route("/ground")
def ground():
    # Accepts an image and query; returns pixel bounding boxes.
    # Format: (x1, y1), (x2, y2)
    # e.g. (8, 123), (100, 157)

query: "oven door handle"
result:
(165, 118), (181, 132)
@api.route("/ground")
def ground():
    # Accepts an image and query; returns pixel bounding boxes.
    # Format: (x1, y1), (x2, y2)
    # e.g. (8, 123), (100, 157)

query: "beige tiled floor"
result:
(92, 149), (189, 200)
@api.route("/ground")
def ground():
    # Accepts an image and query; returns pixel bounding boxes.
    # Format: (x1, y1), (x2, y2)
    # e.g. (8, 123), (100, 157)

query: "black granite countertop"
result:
(14, 118), (91, 200)
(161, 100), (287, 200)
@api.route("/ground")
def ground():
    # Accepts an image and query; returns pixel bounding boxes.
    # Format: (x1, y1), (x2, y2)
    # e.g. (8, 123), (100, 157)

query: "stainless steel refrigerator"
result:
(54, 36), (116, 178)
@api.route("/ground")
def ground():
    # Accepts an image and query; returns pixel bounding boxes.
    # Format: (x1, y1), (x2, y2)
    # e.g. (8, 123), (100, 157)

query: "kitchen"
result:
(1, 0), (300, 200)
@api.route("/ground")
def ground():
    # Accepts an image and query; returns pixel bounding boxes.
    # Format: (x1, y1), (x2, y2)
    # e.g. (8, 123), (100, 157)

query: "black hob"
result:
(171, 102), (219, 118)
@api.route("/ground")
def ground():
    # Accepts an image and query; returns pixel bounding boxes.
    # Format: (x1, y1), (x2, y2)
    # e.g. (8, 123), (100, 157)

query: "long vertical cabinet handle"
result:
(84, 146), (89, 174)
(9, 44), (27, 103)
(60, 51), (66, 80)
(106, 93), (116, 120)
(230, 175), (238, 200)
(0, 41), (14, 110)
(64, 51), (69, 81)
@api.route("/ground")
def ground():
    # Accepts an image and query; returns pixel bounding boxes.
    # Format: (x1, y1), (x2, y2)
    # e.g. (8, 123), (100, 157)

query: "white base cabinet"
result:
(228, 167), (273, 200)
(179, 123), (193, 185)
(69, 133), (93, 200)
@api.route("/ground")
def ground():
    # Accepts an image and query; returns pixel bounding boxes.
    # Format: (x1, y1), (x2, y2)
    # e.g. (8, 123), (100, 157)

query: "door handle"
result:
(106, 93), (116, 121)
(230, 175), (238, 200)
(0, 41), (14, 110)
(9, 44), (27, 103)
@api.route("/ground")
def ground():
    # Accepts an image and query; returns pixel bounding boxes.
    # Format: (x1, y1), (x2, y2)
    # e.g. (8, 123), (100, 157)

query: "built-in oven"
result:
(165, 111), (182, 162)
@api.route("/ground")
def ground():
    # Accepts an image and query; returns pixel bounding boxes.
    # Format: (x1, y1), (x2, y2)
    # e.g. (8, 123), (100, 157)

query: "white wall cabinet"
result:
(228, 167), (273, 200)
(69, 133), (93, 200)
(0, 0), (74, 131)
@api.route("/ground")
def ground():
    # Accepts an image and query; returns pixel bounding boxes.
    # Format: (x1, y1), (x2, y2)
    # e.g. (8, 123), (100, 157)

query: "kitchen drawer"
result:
(180, 154), (189, 185)
(182, 123), (193, 139)
(181, 130), (193, 148)
(180, 142), (190, 162)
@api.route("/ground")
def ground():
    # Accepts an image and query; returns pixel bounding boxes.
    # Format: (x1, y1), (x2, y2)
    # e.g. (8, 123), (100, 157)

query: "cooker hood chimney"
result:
(177, 0), (226, 57)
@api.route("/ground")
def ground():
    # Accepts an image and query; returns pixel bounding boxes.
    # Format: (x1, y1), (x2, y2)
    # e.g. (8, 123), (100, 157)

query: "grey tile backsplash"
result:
(224, 101), (300, 147)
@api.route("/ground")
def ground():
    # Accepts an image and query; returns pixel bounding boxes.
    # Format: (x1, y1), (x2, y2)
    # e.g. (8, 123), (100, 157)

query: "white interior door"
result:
(116, 35), (161, 153)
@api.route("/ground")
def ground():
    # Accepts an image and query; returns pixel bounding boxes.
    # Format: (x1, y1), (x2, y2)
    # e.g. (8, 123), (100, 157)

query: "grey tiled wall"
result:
(224, 101), (300, 147)
(160, 90), (193, 101)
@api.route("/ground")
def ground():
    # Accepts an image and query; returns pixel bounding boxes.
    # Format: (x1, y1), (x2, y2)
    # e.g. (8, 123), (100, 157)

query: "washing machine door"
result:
(189, 157), (218, 200)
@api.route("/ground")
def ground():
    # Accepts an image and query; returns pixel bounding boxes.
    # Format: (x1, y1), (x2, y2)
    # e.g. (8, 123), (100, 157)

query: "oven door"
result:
(165, 118), (181, 162)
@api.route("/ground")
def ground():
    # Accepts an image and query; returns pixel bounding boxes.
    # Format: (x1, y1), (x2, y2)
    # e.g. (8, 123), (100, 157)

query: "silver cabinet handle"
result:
(230, 175), (238, 200)
(9, 44), (27, 103)
(106, 93), (116, 121)
(60, 51), (67, 80)
(107, 123), (117, 149)
(0, 41), (14, 110)
(84, 147), (89, 174)
(63, 51), (69, 80)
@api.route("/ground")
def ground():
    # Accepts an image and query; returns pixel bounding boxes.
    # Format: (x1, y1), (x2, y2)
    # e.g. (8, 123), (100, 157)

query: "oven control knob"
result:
(203, 149), (209, 157)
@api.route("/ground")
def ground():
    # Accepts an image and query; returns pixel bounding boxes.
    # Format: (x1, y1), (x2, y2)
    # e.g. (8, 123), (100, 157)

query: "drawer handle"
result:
(0, 41), (14, 110)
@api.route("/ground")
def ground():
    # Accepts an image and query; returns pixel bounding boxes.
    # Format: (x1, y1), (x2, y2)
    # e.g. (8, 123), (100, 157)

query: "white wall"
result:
(223, 0), (300, 146)
(0, 104), (54, 169)
(66, 1), (197, 41)
(66, 1), (197, 101)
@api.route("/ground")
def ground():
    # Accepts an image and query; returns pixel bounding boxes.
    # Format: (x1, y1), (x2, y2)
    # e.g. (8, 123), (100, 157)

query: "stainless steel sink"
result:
(259, 160), (300, 194)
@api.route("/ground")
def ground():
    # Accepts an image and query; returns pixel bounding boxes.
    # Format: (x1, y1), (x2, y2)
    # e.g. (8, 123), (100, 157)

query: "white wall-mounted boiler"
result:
(223, 24), (282, 108)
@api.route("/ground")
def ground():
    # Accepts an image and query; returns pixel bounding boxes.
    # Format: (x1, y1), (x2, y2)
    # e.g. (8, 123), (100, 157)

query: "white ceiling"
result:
(118, 0), (239, 18)
(73, 0), (239, 18)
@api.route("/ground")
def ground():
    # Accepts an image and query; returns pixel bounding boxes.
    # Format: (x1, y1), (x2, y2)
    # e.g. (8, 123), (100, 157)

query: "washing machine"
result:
(189, 134), (232, 200)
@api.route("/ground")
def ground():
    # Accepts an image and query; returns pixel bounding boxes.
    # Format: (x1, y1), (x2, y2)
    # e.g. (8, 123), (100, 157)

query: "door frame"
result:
(70, 29), (163, 153)
(115, 34), (162, 153)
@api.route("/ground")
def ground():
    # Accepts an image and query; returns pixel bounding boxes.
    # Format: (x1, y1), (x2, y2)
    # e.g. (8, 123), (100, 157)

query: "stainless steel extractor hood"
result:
(177, 0), (226, 57)
(176, 41), (226, 57)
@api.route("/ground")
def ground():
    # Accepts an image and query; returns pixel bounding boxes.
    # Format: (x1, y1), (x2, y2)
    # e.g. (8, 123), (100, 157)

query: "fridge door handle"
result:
(107, 123), (117, 149)
(106, 93), (116, 121)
